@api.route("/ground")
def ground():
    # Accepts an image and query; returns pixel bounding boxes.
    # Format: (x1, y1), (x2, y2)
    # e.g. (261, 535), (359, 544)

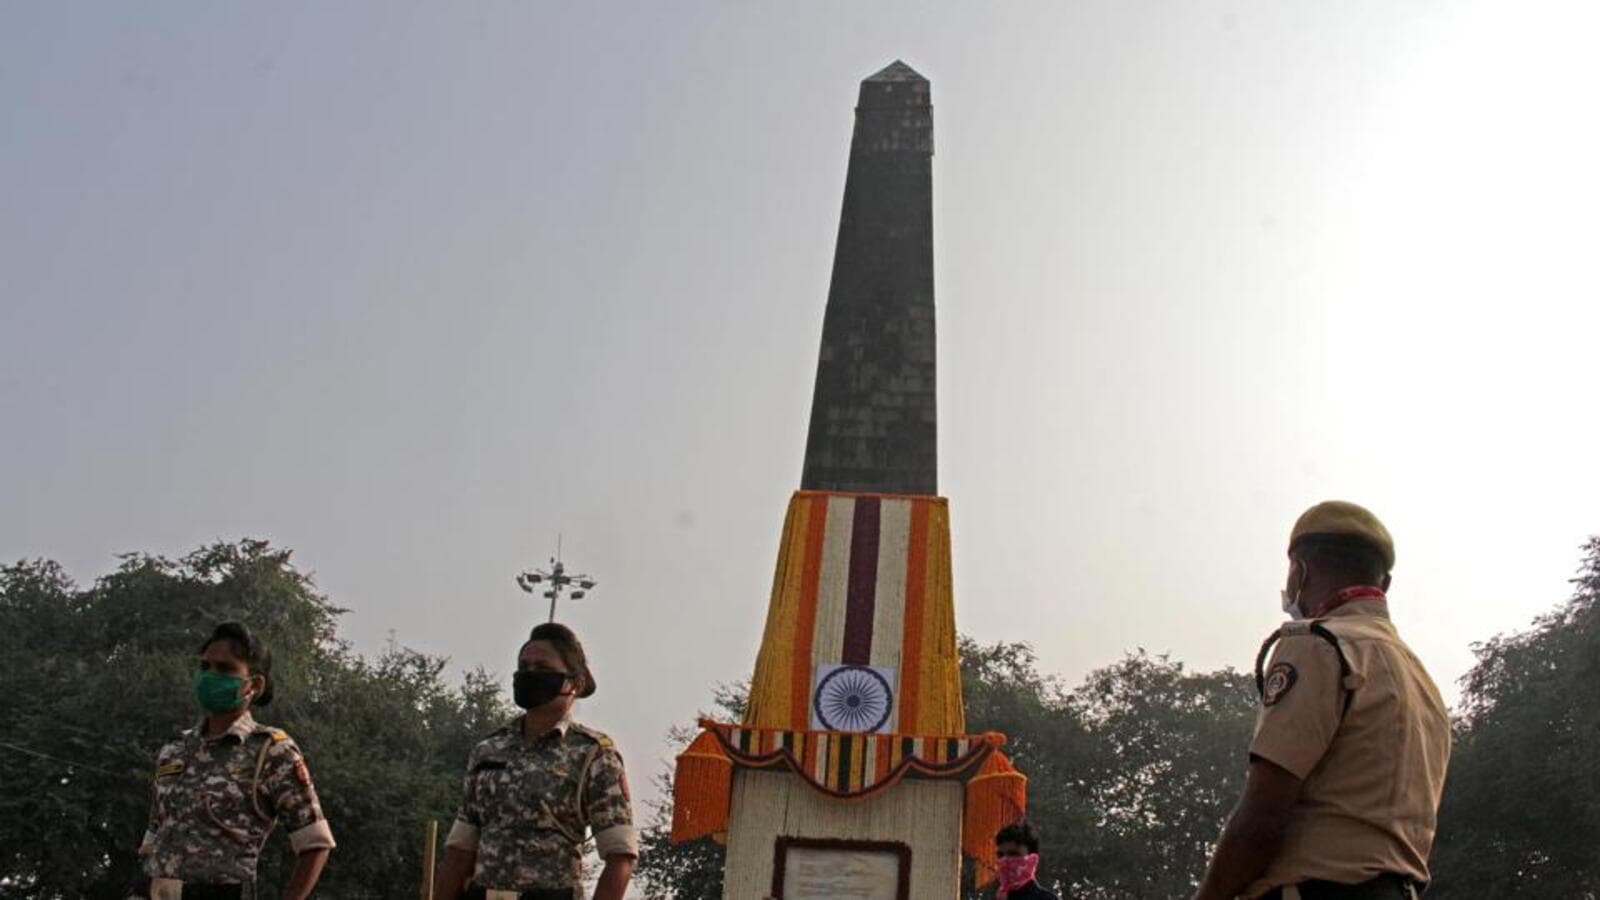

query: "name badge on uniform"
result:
(155, 761), (185, 779)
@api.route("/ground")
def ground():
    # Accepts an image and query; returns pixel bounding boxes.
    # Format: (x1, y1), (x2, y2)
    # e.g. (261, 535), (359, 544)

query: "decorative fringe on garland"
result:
(963, 748), (1029, 887)
(670, 730), (732, 843)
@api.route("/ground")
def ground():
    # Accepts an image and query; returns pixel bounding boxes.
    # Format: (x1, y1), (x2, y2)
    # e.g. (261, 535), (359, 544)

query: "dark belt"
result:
(1262, 874), (1423, 899)
(180, 885), (254, 900)
(462, 886), (579, 900)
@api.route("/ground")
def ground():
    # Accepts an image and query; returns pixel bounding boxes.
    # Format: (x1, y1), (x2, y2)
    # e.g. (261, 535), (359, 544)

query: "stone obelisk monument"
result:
(802, 59), (937, 497)
(672, 62), (1025, 900)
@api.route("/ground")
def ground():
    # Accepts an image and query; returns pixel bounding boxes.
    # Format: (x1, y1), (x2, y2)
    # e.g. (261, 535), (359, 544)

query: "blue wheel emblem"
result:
(813, 665), (893, 732)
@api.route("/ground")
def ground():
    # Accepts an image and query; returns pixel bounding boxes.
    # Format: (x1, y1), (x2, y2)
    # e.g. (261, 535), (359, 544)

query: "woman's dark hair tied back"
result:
(200, 621), (275, 707)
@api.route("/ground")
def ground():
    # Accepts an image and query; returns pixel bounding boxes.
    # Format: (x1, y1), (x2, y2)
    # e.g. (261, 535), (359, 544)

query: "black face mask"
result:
(513, 670), (570, 710)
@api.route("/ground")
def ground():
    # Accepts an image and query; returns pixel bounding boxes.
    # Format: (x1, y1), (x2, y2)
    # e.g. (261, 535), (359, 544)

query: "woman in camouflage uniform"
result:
(134, 623), (335, 900)
(436, 622), (637, 900)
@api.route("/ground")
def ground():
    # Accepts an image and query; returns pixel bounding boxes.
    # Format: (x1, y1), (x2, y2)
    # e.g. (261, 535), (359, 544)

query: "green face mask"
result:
(194, 669), (249, 713)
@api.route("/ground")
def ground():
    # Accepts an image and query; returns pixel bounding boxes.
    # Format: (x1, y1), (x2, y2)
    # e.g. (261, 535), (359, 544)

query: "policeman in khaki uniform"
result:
(1194, 502), (1451, 900)
(136, 623), (334, 900)
(436, 622), (637, 900)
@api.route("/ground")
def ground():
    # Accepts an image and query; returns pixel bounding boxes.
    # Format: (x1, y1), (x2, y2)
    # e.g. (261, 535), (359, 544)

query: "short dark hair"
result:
(199, 622), (274, 707)
(995, 820), (1040, 854)
(1291, 534), (1389, 587)
(523, 622), (594, 698)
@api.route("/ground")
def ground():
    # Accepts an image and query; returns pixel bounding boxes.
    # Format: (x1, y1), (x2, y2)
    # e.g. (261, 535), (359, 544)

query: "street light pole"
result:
(515, 541), (597, 622)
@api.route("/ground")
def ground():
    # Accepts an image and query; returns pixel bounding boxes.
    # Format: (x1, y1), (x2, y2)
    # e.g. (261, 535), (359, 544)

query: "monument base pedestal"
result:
(722, 768), (962, 900)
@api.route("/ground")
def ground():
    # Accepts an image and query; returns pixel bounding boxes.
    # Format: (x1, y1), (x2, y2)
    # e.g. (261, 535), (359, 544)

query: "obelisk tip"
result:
(864, 60), (926, 83)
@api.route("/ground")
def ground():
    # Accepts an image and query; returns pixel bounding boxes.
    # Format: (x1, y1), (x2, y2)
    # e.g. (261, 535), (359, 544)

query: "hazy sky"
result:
(5, 1), (1599, 813)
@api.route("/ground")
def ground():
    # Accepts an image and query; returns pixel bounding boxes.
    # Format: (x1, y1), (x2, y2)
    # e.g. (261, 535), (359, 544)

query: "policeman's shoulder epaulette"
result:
(568, 722), (613, 748)
(1279, 620), (1317, 638)
(1256, 619), (1360, 718)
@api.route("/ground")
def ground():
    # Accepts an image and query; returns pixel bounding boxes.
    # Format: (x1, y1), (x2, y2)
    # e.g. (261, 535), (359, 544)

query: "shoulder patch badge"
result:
(156, 761), (185, 779)
(293, 758), (311, 786)
(1263, 662), (1298, 706)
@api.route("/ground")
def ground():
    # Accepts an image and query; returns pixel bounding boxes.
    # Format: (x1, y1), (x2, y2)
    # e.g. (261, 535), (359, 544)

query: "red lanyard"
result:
(1314, 585), (1386, 618)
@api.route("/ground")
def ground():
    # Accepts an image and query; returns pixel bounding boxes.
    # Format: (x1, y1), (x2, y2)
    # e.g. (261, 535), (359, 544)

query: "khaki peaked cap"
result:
(1289, 500), (1396, 571)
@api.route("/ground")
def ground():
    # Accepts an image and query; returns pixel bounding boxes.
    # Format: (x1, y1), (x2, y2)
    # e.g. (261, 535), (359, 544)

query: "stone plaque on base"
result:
(771, 837), (911, 900)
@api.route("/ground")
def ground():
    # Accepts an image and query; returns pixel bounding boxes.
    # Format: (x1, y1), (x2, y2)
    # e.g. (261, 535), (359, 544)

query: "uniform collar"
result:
(193, 711), (257, 744)
(507, 713), (572, 743)
(1322, 598), (1390, 620)
(1307, 584), (1386, 618)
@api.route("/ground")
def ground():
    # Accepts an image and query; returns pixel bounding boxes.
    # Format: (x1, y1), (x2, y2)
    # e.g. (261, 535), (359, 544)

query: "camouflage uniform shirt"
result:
(445, 716), (637, 891)
(140, 713), (335, 882)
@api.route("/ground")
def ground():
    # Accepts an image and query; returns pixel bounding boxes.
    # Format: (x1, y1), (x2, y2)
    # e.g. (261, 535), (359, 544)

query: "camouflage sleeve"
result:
(445, 743), (484, 851)
(258, 734), (335, 854)
(582, 743), (637, 859)
(141, 744), (178, 854)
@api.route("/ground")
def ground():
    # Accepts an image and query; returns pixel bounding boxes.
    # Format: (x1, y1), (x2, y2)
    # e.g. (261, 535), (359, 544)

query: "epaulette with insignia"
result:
(569, 722), (613, 748)
(1254, 619), (1359, 718)
(249, 723), (291, 744)
(1279, 620), (1316, 638)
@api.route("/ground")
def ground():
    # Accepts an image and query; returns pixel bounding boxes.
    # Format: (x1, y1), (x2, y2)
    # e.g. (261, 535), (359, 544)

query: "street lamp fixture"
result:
(516, 545), (597, 622)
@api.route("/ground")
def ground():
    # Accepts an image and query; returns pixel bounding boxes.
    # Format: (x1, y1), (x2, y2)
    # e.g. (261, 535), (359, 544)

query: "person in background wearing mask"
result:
(1192, 501), (1450, 900)
(133, 622), (334, 900)
(435, 622), (637, 900)
(995, 821), (1059, 899)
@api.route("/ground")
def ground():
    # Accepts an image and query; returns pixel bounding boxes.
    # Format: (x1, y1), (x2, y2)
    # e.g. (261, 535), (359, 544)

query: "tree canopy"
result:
(1428, 537), (1600, 898)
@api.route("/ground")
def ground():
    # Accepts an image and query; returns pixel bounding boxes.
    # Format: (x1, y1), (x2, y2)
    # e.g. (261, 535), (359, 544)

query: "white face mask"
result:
(1281, 587), (1306, 620)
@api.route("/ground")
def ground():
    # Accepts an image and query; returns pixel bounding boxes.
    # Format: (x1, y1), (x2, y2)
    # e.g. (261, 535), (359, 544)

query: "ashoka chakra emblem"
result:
(813, 665), (893, 733)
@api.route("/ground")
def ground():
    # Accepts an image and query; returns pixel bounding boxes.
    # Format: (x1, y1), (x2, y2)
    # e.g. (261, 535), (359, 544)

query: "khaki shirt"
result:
(445, 717), (637, 892)
(140, 713), (335, 883)
(1245, 600), (1450, 896)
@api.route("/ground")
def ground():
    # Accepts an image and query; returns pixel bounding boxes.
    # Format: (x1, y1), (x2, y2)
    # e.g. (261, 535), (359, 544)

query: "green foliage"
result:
(961, 640), (1257, 899)
(0, 541), (514, 899)
(1429, 537), (1600, 898)
(634, 683), (747, 900)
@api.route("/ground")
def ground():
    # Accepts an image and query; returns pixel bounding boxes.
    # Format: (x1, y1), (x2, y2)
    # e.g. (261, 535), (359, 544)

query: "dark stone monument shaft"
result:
(800, 61), (937, 496)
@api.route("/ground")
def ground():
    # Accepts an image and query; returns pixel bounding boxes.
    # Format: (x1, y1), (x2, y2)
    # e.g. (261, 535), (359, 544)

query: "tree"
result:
(962, 641), (1256, 899)
(1429, 537), (1600, 897)
(635, 683), (746, 900)
(0, 541), (515, 898)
